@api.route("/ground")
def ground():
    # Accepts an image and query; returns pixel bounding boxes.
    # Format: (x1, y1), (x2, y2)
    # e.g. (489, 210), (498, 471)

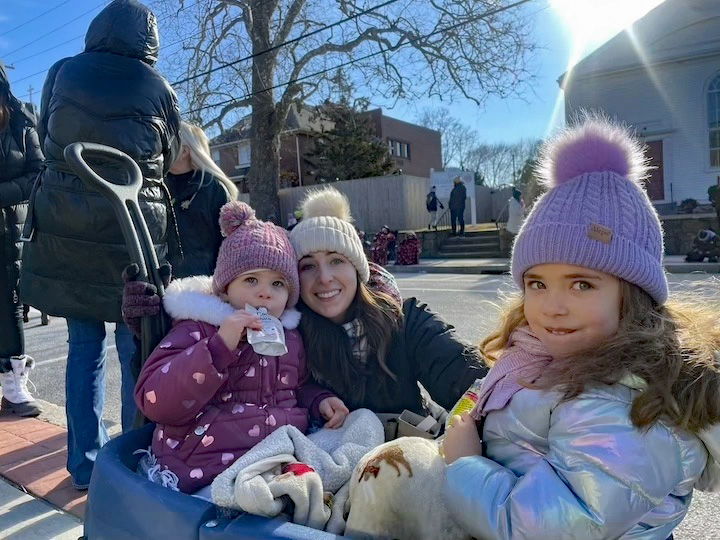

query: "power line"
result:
(3, 1), (109, 58)
(11, 35), (85, 65)
(12, 68), (50, 86)
(11, 1), (202, 67)
(9, 0), (204, 96)
(10, 0), (203, 71)
(0, 0), (72, 38)
(185, 0), (533, 116)
(171, 0), (402, 87)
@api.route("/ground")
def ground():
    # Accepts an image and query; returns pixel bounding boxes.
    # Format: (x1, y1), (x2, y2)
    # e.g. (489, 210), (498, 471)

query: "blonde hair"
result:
(480, 281), (720, 433)
(179, 122), (239, 200)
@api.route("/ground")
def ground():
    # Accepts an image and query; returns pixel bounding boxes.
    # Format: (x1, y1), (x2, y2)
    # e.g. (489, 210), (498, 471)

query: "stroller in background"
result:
(685, 229), (720, 263)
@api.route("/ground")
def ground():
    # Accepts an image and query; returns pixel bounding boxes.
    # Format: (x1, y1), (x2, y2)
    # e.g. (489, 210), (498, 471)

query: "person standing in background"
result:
(0, 61), (44, 417)
(426, 186), (444, 230)
(164, 122), (237, 279)
(506, 187), (525, 237)
(19, 0), (181, 490)
(449, 177), (467, 236)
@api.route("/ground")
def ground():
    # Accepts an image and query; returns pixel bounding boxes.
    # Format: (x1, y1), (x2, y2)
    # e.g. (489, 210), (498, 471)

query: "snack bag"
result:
(245, 304), (287, 356)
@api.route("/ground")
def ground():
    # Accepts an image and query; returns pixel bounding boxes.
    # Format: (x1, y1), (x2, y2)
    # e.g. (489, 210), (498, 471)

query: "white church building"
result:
(561, 0), (720, 209)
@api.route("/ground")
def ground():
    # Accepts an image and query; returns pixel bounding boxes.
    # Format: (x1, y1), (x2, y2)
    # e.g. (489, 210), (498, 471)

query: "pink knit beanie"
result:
(212, 201), (300, 307)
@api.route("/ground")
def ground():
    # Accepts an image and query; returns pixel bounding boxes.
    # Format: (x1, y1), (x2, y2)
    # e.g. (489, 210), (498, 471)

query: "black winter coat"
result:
(449, 183), (467, 211)
(166, 170), (231, 279)
(0, 66), (44, 282)
(20, 0), (181, 322)
(426, 191), (442, 212)
(308, 297), (487, 415)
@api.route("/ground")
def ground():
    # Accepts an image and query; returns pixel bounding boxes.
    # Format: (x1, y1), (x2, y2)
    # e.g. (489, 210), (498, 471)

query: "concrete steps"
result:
(436, 229), (503, 258)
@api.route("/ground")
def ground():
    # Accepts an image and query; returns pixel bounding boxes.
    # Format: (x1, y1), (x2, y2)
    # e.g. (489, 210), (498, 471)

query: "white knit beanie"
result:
(289, 188), (370, 283)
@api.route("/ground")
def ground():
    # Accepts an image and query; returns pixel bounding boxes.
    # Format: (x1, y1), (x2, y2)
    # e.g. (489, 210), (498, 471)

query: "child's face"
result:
(225, 269), (289, 318)
(523, 263), (622, 359)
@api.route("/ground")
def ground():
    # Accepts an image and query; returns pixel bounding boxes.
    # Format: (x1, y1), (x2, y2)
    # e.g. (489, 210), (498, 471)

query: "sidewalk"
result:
(0, 407), (85, 539)
(388, 255), (720, 275)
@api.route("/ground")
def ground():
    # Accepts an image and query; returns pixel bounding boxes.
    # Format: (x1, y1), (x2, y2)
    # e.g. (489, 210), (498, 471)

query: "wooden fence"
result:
(278, 174), (430, 233)
(277, 176), (513, 232)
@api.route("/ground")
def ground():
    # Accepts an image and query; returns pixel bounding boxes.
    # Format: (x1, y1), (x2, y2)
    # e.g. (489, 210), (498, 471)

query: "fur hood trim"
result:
(163, 275), (301, 329)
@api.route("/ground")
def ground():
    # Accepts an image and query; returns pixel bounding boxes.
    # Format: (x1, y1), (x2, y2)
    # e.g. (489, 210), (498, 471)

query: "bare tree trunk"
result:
(248, 1), (282, 221)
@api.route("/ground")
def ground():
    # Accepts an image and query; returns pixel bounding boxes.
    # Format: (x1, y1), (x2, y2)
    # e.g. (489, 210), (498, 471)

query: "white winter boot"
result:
(0, 355), (42, 417)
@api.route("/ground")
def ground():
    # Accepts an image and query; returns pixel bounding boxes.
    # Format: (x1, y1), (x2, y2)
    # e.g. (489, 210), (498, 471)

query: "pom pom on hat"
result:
(213, 201), (299, 305)
(289, 187), (370, 283)
(301, 188), (353, 222)
(219, 201), (256, 237)
(538, 114), (649, 188)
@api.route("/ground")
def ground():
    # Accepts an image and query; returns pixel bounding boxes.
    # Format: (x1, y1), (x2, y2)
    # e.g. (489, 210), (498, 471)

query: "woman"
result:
(0, 62), (44, 417)
(165, 122), (238, 278)
(289, 188), (486, 415)
(506, 187), (525, 237)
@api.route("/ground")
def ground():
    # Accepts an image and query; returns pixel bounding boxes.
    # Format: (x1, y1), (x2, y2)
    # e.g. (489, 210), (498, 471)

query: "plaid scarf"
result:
(342, 319), (369, 366)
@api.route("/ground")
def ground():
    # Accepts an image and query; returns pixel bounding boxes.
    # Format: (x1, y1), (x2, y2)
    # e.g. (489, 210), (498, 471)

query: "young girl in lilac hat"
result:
(442, 117), (720, 539)
(135, 201), (347, 493)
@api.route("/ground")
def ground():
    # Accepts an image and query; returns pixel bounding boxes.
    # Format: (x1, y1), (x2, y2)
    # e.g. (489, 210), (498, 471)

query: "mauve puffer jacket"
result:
(135, 276), (333, 493)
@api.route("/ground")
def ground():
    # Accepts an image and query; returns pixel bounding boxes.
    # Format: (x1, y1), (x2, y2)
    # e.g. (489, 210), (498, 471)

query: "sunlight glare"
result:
(550, 0), (666, 60)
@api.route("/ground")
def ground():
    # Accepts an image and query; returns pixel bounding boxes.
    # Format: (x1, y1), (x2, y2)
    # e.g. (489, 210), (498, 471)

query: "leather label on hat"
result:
(588, 223), (613, 244)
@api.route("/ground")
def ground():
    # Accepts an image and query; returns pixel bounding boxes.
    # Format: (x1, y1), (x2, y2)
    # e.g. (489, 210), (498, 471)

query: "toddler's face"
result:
(522, 263), (622, 359)
(225, 269), (289, 318)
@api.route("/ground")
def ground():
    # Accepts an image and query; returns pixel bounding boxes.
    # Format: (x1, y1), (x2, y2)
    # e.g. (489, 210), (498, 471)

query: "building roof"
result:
(560, 0), (720, 86)
(210, 103), (335, 145)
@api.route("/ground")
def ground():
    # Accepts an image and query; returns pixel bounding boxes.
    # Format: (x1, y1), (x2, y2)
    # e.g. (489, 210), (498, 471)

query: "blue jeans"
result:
(65, 318), (137, 486)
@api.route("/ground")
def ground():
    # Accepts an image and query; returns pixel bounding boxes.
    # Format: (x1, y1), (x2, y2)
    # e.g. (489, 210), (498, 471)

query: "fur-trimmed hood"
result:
(163, 275), (301, 330)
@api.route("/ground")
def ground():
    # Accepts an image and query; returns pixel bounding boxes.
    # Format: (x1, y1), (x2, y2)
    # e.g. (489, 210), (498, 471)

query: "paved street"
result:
(21, 271), (720, 539)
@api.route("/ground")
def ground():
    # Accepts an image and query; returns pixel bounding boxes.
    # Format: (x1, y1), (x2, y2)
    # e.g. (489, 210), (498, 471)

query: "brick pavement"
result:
(0, 413), (86, 519)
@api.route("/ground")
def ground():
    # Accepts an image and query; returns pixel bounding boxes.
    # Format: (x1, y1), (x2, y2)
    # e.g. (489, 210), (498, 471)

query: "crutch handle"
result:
(64, 142), (144, 202)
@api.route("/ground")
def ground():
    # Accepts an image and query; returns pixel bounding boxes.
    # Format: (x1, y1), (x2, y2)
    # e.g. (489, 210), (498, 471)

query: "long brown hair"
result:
(298, 280), (403, 406)
(481, 281), (720, 433)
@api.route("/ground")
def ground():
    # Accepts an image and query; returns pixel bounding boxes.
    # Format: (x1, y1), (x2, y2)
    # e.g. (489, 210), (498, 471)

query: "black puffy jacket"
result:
(166, 170), (231, 279)
(304, 298), (488, 415)
(20, 0), (181, 322)
(449, 183), (467, 211)
(0, 64), (44, 282)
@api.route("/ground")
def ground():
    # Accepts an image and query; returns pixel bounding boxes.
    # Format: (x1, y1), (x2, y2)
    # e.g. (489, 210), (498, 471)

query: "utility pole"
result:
(27, 85), (35, 106)
(511, 151), (516, 184)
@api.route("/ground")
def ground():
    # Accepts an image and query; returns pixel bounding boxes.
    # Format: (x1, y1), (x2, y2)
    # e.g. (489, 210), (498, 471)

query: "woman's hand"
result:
(319, 397), (349, 429)
(217, 310), (263, 351)
(442, 414), (482, 465)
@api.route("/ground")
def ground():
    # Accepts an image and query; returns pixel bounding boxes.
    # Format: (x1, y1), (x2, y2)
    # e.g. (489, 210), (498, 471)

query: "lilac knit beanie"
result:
(212, 201), (300, 307)
(511, 118), (668, 304)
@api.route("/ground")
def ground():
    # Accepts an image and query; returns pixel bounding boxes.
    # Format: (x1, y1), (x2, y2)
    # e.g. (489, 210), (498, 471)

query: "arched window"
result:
(709, 75), (720, 167)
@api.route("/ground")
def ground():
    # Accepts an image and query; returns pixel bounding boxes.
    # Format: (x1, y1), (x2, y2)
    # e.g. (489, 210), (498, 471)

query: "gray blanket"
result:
(211, 408), (384, 522)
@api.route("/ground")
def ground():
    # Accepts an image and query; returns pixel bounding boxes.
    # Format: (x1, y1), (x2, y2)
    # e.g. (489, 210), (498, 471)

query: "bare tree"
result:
(464, 138), (540, 187)
(157, 0), (535, 219)
(417, 107), (477, 168)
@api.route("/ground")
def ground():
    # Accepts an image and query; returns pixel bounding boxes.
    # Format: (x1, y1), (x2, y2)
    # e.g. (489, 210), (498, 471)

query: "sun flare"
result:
(550, 0), (665, 59)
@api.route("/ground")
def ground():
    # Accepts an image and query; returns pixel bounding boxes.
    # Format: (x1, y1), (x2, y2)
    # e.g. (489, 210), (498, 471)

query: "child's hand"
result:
(319, 397), (349, 429)
(442, 414), (482, 465)
(217, 310), (263, 351)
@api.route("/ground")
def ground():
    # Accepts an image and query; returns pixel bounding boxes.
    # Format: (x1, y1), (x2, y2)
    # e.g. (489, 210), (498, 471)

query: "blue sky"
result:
(0, 0), (664, 144)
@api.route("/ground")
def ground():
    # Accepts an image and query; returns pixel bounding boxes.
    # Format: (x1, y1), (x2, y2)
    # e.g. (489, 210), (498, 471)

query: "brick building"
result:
(210, 104), (442, 190)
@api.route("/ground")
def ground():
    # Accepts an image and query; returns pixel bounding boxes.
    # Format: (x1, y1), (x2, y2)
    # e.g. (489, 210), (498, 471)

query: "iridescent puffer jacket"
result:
(443, 376), (720, 539)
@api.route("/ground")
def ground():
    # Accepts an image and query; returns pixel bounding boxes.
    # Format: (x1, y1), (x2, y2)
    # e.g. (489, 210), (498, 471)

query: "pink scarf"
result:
(471, 326), (553, 419)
